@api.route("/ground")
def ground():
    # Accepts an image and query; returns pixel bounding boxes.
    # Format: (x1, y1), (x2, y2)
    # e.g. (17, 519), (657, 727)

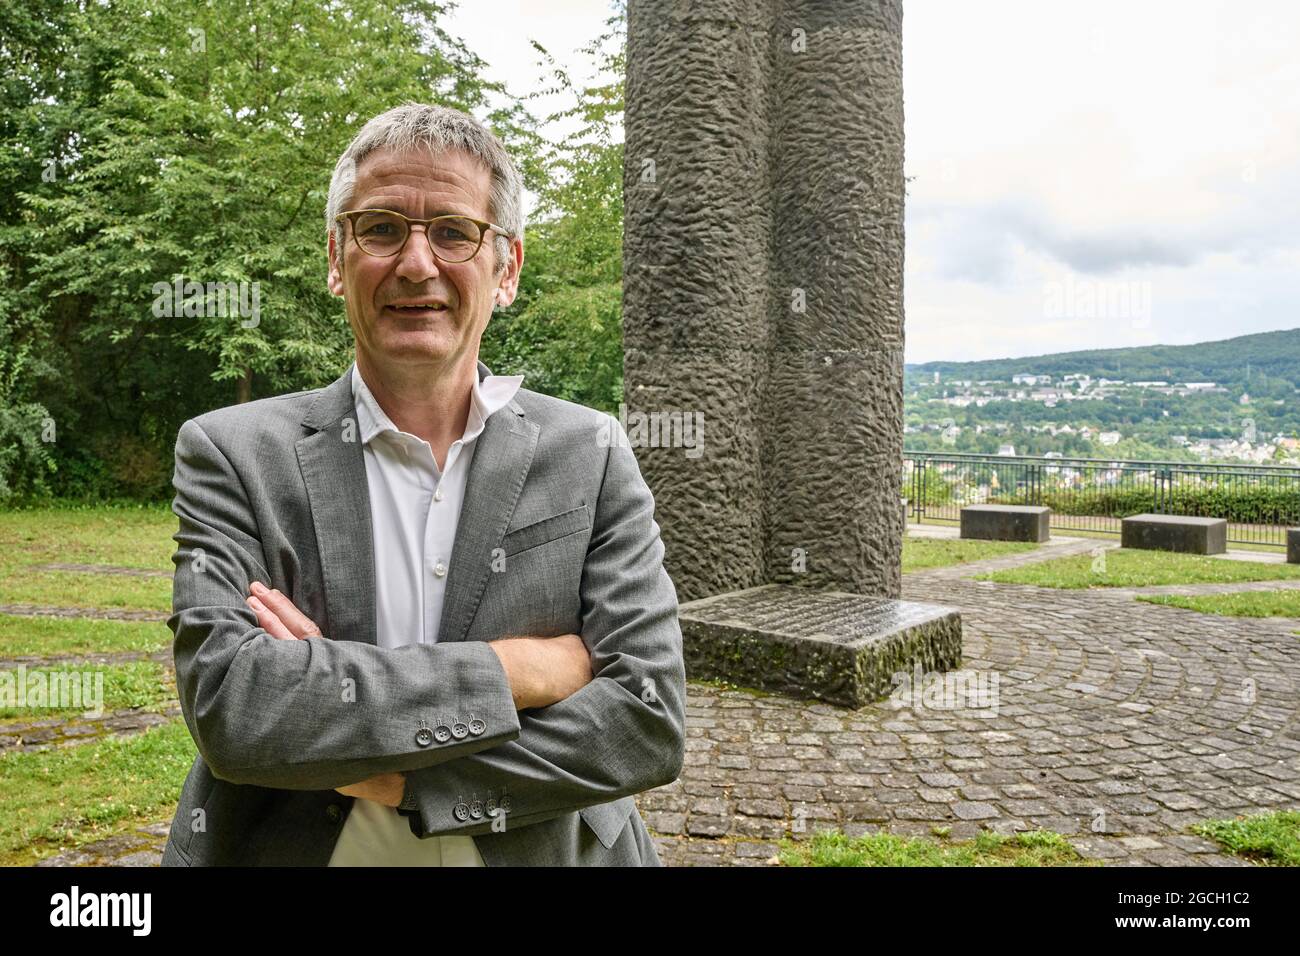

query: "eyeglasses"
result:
(334, 208), (514, 263)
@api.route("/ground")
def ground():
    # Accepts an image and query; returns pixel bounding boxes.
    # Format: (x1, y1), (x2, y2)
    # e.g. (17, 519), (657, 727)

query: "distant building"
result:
(1184, 382), (1216, 390)
(997, 443), (1017, 456)
(1098, 431), (1122, 446)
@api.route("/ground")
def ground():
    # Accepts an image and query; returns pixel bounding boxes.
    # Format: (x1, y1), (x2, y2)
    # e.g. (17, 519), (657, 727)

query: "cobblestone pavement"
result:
(16, 541), (1300, 866)
(645, 539), (1300, 866)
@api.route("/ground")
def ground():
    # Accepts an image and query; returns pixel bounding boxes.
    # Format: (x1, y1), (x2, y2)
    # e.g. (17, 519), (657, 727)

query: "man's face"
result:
(327, 145), (522, 376)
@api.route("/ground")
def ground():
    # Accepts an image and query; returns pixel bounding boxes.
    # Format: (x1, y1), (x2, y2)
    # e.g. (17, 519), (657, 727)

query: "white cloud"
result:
(448, 1), (1300, 364)
(904, 0), (1300, 363)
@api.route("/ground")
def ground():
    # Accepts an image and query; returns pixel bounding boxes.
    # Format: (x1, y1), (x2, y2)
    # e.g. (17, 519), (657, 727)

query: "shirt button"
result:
(433, 562), (447, 578)
(326, 804), (342, 822)
(434, 487), (444, 502)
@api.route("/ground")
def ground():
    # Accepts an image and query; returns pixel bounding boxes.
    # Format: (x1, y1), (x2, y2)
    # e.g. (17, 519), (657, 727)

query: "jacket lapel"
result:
(437, 387), (539, 643)
(296, 364), (377, 646)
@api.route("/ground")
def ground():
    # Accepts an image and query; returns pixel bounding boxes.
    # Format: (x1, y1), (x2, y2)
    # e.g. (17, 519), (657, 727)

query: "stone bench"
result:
(1121, 513), (1227, 555)
(960, 504), (1051, 542)
(678, 585), (962, 708)
(1287, 528), (1300, 564)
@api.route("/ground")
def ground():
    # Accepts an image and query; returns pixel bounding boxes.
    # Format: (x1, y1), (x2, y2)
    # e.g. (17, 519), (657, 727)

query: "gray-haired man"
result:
(161, 102), (686, 866)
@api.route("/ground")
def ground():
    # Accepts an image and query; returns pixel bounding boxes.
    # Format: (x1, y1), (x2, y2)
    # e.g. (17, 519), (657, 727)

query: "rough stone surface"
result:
(623, 0), (906, 602)
(1121, 514), (1228, 555)
(1287, 528), (1300, 564)
(960, 505), (1052, 543)
(679, 584), (961, 706)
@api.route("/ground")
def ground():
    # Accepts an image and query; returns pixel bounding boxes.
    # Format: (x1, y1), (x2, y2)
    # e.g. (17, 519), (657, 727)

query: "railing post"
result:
(915, 458), (926, 523)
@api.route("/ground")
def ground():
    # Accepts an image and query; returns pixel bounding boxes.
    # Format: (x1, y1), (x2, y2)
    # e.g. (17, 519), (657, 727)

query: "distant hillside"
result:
(906, 328), (1300, 388)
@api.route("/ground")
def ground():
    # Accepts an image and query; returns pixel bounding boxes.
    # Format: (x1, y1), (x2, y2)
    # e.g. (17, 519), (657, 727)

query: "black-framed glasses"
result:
(334, 208), (514, 263)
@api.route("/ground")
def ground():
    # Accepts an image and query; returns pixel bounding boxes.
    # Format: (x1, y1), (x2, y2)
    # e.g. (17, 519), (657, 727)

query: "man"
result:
(160, 102), (686, 866)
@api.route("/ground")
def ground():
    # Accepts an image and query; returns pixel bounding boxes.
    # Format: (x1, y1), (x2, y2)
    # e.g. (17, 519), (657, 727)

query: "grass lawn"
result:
(901, 535), (1040, 572)
(0, 660), (174, 720)
(976, 547), (1300, 589)
(0, 614), (173, 658)
(1191, 810), (1300, 866)
(0, 718), (194, 866)
(1137, 590), (1300, 619)
(0, 505), (175, 611)
(778, 827), (1095, 866)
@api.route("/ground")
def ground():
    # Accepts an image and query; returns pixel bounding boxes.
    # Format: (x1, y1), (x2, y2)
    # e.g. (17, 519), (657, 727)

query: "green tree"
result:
(6, 0), (543, 499)
(481, 1), (626, 412)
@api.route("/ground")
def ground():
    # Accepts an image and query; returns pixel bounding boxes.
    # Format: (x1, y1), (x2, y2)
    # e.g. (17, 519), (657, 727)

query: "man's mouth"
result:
(385, 302), (451, 317)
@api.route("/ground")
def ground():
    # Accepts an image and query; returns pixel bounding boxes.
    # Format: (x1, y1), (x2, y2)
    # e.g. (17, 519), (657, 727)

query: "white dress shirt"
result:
(327, 359), (524, 867)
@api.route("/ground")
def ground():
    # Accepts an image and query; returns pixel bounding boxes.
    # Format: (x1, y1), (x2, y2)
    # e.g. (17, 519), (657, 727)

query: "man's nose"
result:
(393, 224), (441, 283)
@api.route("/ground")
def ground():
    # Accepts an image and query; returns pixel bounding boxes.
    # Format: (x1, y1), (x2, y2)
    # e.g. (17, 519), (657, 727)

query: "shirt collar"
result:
(350, 361), (524, 447)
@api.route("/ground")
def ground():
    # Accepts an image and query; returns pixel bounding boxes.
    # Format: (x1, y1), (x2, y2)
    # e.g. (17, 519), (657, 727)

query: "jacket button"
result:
(453, 802), (470, 822)
(326, 804), (342, 822)
(434, 724), (452, 743)
(451, 720), (469, 740)
(415, 727), (434, 747)
(468, 717), (486, 736)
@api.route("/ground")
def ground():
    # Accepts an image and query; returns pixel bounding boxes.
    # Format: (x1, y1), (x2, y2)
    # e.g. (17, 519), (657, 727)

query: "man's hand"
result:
(245, 581), (321, 639)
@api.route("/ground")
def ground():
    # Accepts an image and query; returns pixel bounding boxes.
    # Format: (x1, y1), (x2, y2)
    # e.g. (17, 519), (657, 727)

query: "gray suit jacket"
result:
(160, 360), (686, 866)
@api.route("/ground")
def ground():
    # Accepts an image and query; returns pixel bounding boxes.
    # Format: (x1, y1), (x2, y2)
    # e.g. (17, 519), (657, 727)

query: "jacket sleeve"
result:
(397, 416), (687, 838)
(169, 417), (522, 790)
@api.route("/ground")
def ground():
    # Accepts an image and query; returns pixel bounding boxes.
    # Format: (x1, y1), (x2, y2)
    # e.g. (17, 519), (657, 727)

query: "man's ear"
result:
(494, 235), (524, 308)
(327, 232), (344, 297)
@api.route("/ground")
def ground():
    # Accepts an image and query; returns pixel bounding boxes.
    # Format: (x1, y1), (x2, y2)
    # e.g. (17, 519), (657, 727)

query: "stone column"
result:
(624, 0), (905, 602)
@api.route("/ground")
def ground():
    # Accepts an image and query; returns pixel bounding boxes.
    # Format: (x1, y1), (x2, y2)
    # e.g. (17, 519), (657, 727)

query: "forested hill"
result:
(906, 328), (1300, 389)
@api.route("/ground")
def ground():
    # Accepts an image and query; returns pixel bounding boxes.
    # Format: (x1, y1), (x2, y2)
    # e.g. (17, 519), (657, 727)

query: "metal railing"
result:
(903, 451), (1300, 548)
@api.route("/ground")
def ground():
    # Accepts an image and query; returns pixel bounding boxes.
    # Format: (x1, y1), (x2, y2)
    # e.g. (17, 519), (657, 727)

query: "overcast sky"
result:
(445, 0), (1300, 366)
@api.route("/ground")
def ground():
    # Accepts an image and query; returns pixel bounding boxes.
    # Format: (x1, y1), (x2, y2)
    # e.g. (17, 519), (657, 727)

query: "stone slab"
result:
(1121, 513), (1227, 555)
(1288, 528), (1300, 564)
(678, 584), (962, 708)
(960, 505), (1051, 543)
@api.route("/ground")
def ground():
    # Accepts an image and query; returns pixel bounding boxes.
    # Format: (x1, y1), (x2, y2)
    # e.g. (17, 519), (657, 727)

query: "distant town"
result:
(904, 330), (1300, 466)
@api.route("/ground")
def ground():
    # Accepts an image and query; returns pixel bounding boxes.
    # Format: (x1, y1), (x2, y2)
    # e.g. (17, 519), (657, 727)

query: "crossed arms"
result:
(169, 415), (686, 839)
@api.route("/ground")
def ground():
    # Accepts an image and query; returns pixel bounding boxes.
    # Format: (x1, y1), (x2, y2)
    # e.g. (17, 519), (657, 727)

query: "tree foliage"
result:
(0, 0), (627, 502)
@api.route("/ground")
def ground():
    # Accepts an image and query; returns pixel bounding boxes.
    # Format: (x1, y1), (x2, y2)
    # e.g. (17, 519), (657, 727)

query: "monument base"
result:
(678, 585), (963, 708)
